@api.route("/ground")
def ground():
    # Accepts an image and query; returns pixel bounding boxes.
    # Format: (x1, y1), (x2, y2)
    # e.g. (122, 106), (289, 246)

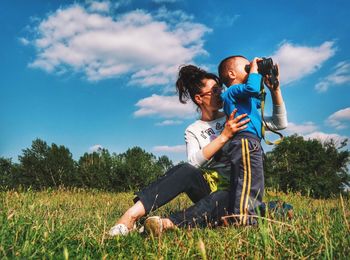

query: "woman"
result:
(109, 64), (287, 236)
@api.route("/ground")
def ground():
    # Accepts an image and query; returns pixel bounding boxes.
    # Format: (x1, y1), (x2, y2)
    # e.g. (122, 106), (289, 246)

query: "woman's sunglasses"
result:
(199, 86), (223, 97)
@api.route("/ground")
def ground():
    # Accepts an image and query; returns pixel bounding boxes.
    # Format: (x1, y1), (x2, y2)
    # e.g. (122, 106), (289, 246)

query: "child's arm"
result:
(225, 57), (262, 99)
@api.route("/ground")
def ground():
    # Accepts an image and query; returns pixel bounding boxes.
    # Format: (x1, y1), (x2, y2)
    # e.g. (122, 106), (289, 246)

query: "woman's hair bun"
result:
(175, 64), (220, 105)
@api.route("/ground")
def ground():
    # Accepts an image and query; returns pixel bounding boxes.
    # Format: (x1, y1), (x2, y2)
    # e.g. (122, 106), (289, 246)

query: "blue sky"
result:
(1, 0), (350, 163)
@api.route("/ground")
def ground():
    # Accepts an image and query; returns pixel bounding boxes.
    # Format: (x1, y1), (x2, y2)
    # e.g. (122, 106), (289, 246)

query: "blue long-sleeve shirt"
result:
(220, 73), (263, 139)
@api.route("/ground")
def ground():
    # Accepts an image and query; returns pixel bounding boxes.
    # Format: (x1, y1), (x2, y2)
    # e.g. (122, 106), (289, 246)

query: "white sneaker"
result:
(108, 223), (131, 236)
(144, 216), (163, 236)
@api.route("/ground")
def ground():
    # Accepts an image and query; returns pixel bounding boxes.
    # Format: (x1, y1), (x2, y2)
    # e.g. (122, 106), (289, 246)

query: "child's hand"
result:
(250, 57), (261, 74)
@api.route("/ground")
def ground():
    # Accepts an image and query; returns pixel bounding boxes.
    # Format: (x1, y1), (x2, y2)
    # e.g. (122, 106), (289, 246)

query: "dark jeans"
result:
(169, 189), (229, 228)
(134, 163), (229, 228)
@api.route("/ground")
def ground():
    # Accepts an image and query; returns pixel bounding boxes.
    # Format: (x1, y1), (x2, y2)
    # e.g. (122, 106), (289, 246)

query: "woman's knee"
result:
(174, 163), (201, 179)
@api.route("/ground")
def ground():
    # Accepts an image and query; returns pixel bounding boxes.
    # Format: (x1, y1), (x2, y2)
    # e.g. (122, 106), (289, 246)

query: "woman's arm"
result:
(263, 65), (288, 130)
(202, 111), (249, 160)
(263, 100), (288, 130)
(186, 110), (250, 167)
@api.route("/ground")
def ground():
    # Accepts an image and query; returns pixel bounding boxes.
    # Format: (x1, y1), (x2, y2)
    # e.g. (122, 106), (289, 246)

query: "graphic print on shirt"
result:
(216, 122), (224, 131)
(199, 122), (225, 141)
(200, 128), (215, 139)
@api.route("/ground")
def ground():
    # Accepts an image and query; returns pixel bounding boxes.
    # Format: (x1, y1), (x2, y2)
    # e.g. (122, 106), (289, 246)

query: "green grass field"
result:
(1, 189), (349, 259)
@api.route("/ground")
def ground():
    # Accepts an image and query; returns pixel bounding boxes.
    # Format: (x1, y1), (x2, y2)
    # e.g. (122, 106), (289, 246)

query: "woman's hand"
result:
(264, 64), (284, 105)
(220, 109), (250, 142)
(201, 109), (250, 161)
(264, 63), (280, 91)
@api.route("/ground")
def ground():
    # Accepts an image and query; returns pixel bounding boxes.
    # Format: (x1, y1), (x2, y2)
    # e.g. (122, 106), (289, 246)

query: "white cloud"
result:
(272, 41), (336, 85)
(89, 144), (103, 152)
(284, 122), (349, 147)
(156, 120), (183, 126)
(114, 0), (132, 9)
(152, 145), (186, 153)
(315, 61), (350, 92)
(326, 107), (350, 129)
(88, 1), (111, 13)
(155, 6), (194, 26)
(134, 94), (196, 118)
(213, 14), (240, 27)
(304, 131), (348, 145)
(28, 4), (211, 85)
(153, 0), (178, 3)
(285, 121), (318, 135)
(18, 37), (30, 46)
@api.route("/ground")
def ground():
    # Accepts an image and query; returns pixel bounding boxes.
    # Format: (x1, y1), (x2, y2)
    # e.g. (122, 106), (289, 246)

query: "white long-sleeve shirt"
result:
(185, 103), (288, 167)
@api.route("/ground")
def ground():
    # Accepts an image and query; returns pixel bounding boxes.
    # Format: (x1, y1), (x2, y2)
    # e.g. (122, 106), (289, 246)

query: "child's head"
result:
(218, 55), (250, 87)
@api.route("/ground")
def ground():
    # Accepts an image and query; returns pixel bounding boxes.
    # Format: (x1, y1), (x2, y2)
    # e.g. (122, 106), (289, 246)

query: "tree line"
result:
(1, 135), (349, 198)
(0, 138), (173, 192)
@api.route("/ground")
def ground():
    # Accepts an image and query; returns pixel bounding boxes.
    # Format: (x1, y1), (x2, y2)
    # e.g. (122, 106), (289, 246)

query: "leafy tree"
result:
(77, 149), (115, 190)
(17, 139), (76, 189)
(0, 157), (13, 189)
(265, 134), (350, 198)
(47, 143), (77, 186)
(117, 147), (165, 191)
(156, 155), (174, 173)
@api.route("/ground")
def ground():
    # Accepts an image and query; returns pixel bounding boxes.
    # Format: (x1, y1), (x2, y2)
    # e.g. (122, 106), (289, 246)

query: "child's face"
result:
(233, 58), (250, 84)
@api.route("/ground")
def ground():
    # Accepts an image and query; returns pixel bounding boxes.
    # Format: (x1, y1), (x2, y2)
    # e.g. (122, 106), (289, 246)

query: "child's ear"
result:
(228, 70), (236, 81)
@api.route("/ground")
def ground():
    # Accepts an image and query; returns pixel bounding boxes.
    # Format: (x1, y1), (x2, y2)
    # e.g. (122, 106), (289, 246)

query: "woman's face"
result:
(197, 78), (223, 111)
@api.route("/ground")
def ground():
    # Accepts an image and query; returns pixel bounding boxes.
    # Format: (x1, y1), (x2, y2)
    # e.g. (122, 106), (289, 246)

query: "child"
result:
(217, 55), (283, 225)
